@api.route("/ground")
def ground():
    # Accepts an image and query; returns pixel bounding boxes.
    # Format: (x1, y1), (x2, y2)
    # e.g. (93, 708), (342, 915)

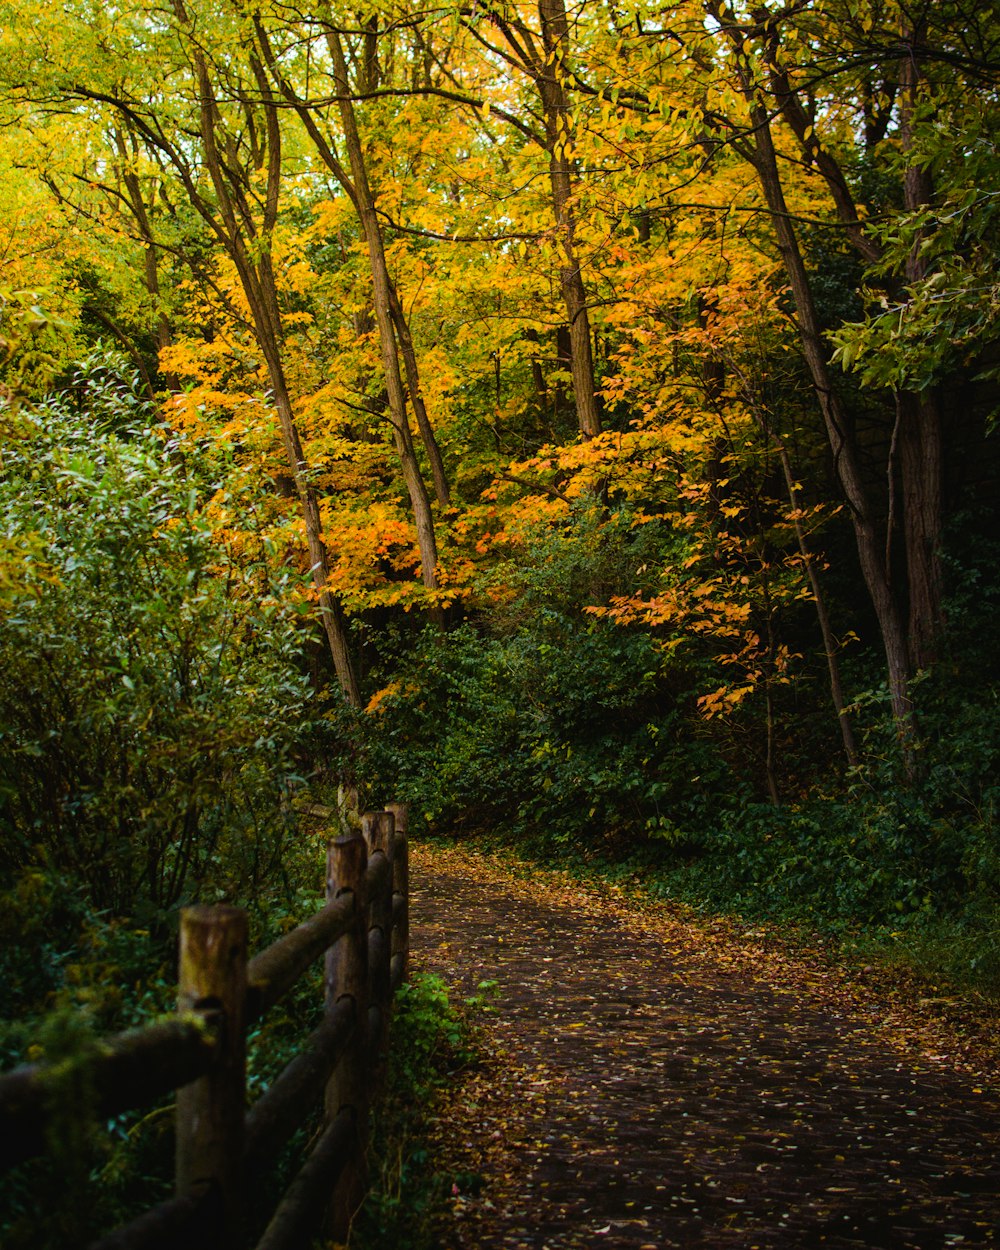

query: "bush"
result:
(0, 351), (342, 933)
(351, 973), (478, 1250)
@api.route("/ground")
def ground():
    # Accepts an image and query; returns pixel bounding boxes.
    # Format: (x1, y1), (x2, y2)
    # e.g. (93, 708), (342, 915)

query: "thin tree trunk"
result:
(705, 274), (858, 765)
(254, 16), (443, 586)
(896, 25), (944, 668)
(555, 324), (572, 421)
(77, 6), (360, 701)
(180, 20), (360, 703)
(524, 326), (549, 402)
(268, 352), (360, 705)
(387, 286), (450, 506)
(775, 441), (859, 767)
(349, 304), (386, 437)
(86, 306), (157, 400)
(764, 605), (781, 806)
(327, 30), (440, 590)
(755, 3), (944, 673)
(113, 123), (180, 390)
(537, 0), (602, 438)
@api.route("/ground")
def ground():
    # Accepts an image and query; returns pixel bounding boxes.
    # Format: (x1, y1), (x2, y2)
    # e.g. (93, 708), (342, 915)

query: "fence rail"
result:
(0, 803), (410, 1250)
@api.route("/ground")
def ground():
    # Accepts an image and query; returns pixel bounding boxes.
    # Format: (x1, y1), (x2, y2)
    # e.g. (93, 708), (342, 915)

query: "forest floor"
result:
(408, 842), (1000, 1249)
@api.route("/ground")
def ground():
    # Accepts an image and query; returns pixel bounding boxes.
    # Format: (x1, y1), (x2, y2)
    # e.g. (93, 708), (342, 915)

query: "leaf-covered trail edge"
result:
(408, 842), (1000, 1249)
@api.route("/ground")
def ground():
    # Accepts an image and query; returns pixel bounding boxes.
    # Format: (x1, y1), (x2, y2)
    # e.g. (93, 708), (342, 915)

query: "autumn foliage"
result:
(1, 0), (1000, 981)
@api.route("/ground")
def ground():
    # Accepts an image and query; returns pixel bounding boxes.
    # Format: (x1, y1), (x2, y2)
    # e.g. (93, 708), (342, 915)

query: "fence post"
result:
(362, 811), (394, 1056)
(325, 832), (369, 1240)
(386, 802), (409, 987)
(175, 905), (248, 1247)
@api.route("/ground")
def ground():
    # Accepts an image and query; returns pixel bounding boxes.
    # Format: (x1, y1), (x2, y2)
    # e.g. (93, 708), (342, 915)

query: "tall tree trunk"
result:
(113, 123), (179, 390)
(897, 391), (943, 669)
(262, 340), (360, 704)
(255, 17), (446, 582)
(714, 329), (859, 766)
(763, 591), (781, 806)
(537, 0), (602, 439)
(387, 286), (450, 506)
(746, 97), (913, 736)
(896, 24), (944, 668)
(76, 7), (361, 703)
(180, 22), (360, 703)
(327, 30), (440, 590)
(775, 441), (859, 767)
(756, 4), (944, 672)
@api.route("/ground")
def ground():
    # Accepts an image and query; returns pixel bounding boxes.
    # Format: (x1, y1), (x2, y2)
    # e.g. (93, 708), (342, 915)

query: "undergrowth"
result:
(0, 967), (480, 1250)
(439, 824), (1000, 1005)
(347, 972), (480, 1250)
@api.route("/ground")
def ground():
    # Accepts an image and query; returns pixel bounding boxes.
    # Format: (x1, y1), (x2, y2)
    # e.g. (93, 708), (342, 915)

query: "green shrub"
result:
(0, 351), (341, 930)
(351, 973), (478, 1250)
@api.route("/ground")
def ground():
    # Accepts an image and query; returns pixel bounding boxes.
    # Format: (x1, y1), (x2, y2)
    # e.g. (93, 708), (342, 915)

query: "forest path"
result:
(408, 843), (1000, 1249)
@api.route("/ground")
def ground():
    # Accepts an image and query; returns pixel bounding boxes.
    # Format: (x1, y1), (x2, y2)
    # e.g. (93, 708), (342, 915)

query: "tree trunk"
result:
(896, 25), (944, 668)
(189, 33), (360, 704)
(387, 285), (450, 506)
(267, 349), (361, 705)
(755, 5), (945, 674)
(747, 98), (914, 736)
(113, 123), (180, 390)
(897, 391), (943, 670)
(537, 0), (602, 439)
(524, 326), (548, 402)
(349, 304), (386, 438)
(764, 600), (781, 806)
(775, 441), (859, 767)
(327, 30), (440, 591)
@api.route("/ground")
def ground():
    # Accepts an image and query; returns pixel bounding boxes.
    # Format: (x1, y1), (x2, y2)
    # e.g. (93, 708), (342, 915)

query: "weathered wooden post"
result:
(362, 811), (394, 1056)
(175, 905), (248, 1247)
(325, 832), (369, 1240)
(386, 802), (409, 987)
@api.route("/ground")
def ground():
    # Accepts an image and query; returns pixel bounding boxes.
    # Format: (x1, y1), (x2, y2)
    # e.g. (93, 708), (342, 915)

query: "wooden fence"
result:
(0, 804), (410, 1250)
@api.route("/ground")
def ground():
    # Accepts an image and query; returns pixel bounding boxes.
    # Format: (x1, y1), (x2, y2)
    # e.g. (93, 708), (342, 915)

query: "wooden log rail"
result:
(0, 805), (410, 1250)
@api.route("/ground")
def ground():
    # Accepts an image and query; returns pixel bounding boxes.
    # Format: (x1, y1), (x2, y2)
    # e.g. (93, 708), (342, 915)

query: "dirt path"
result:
(409, 844), (1000, 1249)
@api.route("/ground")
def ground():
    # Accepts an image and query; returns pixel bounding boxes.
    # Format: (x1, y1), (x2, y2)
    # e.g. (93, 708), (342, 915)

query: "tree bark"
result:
(387, 285), (450, 506)
(111, 122), (180, 391)
(327, 30), (441, 590)
(756, 5), (944, 672)
(744, 93), (913, 736)
(537, 0), (602, 438)
(896, 24), (944, 668)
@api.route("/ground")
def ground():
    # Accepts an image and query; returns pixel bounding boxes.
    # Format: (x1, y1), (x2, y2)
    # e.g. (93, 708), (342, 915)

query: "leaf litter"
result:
(409, 842), (1000, 1248)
